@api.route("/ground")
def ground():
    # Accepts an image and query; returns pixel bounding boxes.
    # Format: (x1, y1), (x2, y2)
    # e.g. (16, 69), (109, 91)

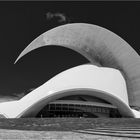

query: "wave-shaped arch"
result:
(15, 23), (140, 108)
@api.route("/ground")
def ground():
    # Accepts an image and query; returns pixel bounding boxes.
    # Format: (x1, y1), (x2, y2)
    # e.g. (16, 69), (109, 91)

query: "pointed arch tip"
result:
(14, 33), (46, 64)
(14, 59), (18, 64)
(14, 54), (22, 64)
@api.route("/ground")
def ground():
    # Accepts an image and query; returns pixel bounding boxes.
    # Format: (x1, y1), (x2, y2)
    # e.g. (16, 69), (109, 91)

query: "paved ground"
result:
(0, 118), (139, 139)
(0, 118), (140, 131)
(0, 129), (138, 140)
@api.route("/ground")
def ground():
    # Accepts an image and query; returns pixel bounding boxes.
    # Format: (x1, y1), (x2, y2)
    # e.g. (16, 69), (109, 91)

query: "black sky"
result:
(0, 1), (140, 97)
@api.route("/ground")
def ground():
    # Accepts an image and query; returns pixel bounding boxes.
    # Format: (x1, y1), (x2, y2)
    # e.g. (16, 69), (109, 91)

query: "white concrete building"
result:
(0, 23), (140, 118)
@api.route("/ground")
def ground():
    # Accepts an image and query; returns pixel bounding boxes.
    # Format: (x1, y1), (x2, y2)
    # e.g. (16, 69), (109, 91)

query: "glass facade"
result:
(36, 103), (121, 118)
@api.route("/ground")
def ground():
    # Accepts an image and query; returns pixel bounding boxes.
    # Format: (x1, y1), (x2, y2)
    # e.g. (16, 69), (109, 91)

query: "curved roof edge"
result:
(0, 64), (137, 118)
(17, 88), (135, 118)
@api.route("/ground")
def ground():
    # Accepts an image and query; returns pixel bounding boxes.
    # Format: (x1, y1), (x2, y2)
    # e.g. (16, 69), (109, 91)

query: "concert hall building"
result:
(0, 23), (140, 118)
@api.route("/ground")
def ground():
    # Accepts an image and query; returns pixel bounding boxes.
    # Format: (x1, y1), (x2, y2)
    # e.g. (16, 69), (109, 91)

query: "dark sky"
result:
(0, 1), (140, 98)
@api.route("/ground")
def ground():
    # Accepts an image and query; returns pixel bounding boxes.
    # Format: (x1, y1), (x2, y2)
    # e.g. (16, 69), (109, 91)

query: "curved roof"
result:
(0, 64), (136, 118)
(15, 23), (140, 107)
